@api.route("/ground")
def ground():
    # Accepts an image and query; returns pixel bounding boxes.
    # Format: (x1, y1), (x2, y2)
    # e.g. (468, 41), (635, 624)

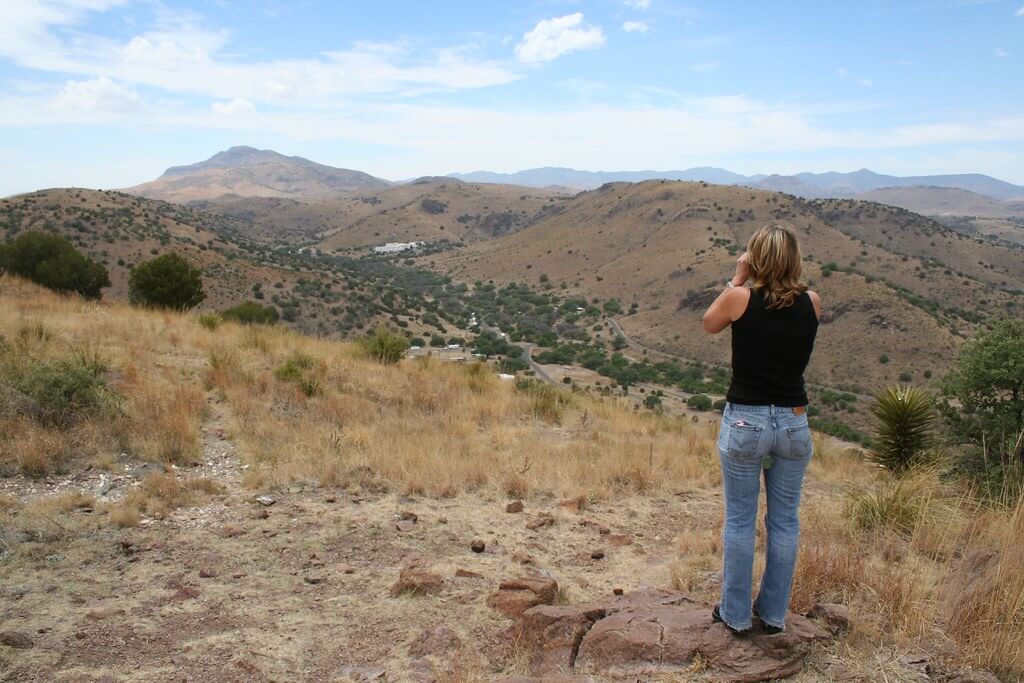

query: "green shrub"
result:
(197, 313), (223, 330)
(129, 253), (205, 310)
(429, 334), (446, 347)
(222, 301), (279, 325)
(867, 385), (936, 474)
(6, 349), (114, 426)
(0, 231), (110, 299)
(516, 379), (571, 423)
(847, 471), (942, 534)
(273, 351), (320, 396)
(713, 398), (727, 412)
(686, 393), (712, 411)
(357, 327), (409, 365)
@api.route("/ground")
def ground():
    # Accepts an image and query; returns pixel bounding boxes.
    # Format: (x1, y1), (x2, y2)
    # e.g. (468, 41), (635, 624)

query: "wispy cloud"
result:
(995, 47), (1009, 57)
(50, 76), (142, 114)
(211, 98), (256, 116)
(623, 20), (650, 33)
(0, 2), (520, 102)
(625, 0), (651, 9)
(1016, 5), (1024, 16)
(515, 13), (605, 63)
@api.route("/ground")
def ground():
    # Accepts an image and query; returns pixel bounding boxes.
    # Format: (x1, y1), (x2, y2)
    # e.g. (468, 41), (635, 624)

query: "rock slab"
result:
(510, 588), (839, 683)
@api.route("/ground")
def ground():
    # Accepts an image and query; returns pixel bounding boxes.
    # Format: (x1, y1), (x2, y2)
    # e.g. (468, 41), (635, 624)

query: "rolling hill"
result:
(427, 180), (1023, 394)
(125, 146), (391, 202)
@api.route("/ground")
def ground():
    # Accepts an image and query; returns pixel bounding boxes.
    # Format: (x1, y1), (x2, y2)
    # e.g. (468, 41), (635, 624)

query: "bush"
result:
(222, 301), (279, 325)
(940, 317), (1024, 499)
(6, 349), (114, 427)
(429, 334), (446, 347)
(273, 351), (321, 396)
(713, 398), (727, 412)
(847, 469), (944, 534)
(197, 313), (223, 330)
(357, 327), (409, 365)
(0, 231), (110, 299)
(421, 198), (447, 214)
(687, 393), (712, 411)
(867, 386), (936, 474)
(129, 253), (205, 310)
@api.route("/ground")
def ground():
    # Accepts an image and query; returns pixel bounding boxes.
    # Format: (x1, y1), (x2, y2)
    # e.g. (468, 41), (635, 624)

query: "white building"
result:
(373, 241), (425, 254)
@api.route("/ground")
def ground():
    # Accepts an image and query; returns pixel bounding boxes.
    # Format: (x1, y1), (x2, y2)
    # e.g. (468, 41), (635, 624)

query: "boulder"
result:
(0, 631), (33, 649)
(510, 588), (840, 683)
(487, 576), (559, 618)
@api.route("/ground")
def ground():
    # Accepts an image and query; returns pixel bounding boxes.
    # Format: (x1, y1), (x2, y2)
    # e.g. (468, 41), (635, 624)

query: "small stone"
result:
(86, 607), (126, 620)
(526, 514), (555, 531)
(613, 587), (624, 596)
(471, 539), (486, 553)
(512, 550), (536, 565)
(455, 568), (483, 579)
(255, 495), (275, 506)
(396, 519), (416, 533)
(590, 549), (605, 560)
(0, 631), (33, 649)
(325, 496), (337, 503)
(304, 576), (325, 585)
(408, 626), (461, 658)
(339, 564), (356, 574)
(399, 510), (418, 522)
(199, 567), (216, 578)
(221, 525), (245, 538)
(506, 500), (524, 513)
(232, 572), (247, 579)
(255, 509), (270, 519)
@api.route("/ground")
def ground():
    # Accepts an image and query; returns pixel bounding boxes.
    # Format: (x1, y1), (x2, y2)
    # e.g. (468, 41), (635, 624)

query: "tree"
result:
(687, 394), (712, 411)
(868, 385), (935, 474)
(128, 253), (205, 310)
(0, 231), (109, 299)
(940, 318), (1024, 489)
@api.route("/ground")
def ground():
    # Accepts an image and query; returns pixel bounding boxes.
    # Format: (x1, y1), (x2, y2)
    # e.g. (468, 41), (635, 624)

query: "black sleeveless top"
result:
(726, 287), (818, 407)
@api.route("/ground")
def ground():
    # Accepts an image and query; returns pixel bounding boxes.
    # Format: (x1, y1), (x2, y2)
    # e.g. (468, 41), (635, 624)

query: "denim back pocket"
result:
(726, 420), (763, 459)
(781, 424), (813, 460)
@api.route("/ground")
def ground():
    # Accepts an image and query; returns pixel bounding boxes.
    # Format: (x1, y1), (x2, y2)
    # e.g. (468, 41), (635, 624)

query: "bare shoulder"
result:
(807, 290), (822, 318)
(728, 285), (751, 319)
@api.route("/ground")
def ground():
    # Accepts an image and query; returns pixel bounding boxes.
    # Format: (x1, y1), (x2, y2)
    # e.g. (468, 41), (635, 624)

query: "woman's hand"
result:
(732, 251), (751, 287)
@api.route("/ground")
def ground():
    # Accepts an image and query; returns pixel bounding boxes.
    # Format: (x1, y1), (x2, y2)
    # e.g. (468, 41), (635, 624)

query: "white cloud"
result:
(50, 76), (142, 113)
(859, 78), (873, 87)
(623, 21), (650, 33)
(995, 47), (1009, 58)
(0, 3), (519, 102)
(1016, 5), (1024, 16)
(515, 13), (605, 63)
(625, 0), (652, 9)
(212, 98), (256, 116)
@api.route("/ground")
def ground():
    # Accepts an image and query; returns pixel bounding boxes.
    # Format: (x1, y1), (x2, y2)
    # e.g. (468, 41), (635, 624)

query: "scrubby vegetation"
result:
(221, 301), (279, 325)
(129, 253), (206, 310)
(0, 230), (109, 299)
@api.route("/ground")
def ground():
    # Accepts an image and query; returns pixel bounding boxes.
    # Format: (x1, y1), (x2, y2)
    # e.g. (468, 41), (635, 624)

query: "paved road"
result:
(520, 343), (557, 385)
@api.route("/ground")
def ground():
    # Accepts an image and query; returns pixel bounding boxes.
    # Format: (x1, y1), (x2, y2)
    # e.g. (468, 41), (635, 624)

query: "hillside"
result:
(125, 146), (391, 202)
(856, 186), (1020, 218)
(0, 277), (1020, 681)
(428, 181), (1024, 395)
(0, 189), (465, 340)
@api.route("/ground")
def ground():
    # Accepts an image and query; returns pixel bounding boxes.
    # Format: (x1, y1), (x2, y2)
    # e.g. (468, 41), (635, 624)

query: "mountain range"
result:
(450, 167), (1024, 200)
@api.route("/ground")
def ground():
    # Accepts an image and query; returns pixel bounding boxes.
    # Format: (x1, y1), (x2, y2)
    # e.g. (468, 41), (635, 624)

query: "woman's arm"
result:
(702, 252), (752, 334)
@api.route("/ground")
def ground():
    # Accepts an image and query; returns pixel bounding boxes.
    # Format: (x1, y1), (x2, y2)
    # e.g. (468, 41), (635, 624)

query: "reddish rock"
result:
(526, 514), (555, 531)
(86, 607), (126, 620)
(487, 576), (559, 618)
(199, 567), (216, 578)
(806, 603), (850, 637)
(455, 568), (483, 579)
(506, 500), (525, 513)
(221, 525), (245, 538)
(510, 588), (837, 682)
(396, 519), (416, 533)
(0, 631), (33, 649)
(170, 586), (200, 601)
(408, 626), (461, 657)
(589, 550), (605, 560)
(399, 510), (418, 522)
(391, 560), (444, 597)
(580, 519), (610, 535)
(471, 539), (486, 553)
(507, 605), (608, 675)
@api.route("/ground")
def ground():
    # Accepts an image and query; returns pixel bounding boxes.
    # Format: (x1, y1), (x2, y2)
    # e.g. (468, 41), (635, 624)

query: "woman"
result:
(701, 224), (821, 635)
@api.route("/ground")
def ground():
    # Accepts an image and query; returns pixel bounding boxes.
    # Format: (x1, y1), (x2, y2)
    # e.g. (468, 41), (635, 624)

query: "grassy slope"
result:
(0, 277), (1021, 680)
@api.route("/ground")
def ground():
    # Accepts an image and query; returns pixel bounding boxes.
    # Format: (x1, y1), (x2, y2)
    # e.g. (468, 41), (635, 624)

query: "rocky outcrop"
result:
(505, 588), (843, 682)
(487, 576), (559, 618)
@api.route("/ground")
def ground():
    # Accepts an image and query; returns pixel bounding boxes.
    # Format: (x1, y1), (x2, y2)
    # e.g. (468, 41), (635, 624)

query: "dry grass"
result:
(2, 275), (1023, 678)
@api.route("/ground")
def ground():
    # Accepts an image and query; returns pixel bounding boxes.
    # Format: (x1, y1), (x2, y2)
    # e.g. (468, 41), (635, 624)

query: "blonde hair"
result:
(746, 224), (808, 309)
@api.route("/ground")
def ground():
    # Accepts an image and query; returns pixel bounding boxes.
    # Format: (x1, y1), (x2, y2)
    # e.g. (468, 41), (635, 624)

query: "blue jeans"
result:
(716, 402), (812, 631)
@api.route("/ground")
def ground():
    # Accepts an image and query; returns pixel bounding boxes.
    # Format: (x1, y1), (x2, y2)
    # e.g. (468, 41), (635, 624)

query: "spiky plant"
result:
(868, 385), (936, 474)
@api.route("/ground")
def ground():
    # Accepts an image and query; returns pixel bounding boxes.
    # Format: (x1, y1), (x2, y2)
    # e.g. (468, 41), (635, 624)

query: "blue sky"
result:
(1, 0), (1022, 196)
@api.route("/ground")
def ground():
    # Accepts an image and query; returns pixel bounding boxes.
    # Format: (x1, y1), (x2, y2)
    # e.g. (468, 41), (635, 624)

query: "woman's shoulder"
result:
(806, 290), (822, 319)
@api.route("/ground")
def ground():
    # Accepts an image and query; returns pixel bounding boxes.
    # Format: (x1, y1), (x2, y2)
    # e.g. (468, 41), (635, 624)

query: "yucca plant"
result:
(868, 385), (936, 474)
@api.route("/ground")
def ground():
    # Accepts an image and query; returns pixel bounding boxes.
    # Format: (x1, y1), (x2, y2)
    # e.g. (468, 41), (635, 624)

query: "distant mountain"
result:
(125, 146), (391, 202)
(448, 166), (1024, 201)
(449, 166), (751, 189)
(856, 186), (1020, 218)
